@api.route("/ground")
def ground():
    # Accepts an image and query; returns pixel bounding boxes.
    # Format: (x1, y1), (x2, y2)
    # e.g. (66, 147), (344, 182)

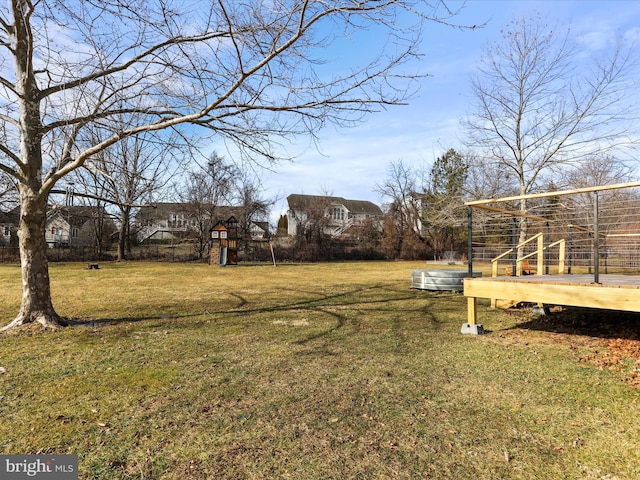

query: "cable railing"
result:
(467, 182), (640, 284)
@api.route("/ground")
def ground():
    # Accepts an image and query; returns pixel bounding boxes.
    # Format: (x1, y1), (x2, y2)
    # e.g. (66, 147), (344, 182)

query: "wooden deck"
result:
(464, 274), (640, 326)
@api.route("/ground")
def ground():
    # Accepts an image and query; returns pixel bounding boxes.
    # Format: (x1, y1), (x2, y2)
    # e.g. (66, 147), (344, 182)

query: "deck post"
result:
(537, 234), (544, 275)
(568, 227), (573, 274)
(545, 222), (550, 274)
(467, 296), (476, 325)
(587, 232), (593, 275)
(511, 217), (517, 276)
(461, 296), (484, 335)
(594, 191), (600, 284)
(467, 206), (473, 276)
(603, 234), (608, 274)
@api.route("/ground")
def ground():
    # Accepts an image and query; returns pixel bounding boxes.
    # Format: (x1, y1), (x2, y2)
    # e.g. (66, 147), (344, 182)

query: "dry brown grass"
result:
(1, 261), (640, 479)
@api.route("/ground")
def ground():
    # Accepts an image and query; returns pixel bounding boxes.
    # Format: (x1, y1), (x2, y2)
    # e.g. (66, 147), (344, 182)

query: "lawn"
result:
(1, 261), (640, 479)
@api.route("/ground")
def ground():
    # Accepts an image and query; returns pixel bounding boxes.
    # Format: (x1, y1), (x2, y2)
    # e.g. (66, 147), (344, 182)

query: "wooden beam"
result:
(465, 181), (640, 207)
(467, 296), (477, 325)
(464, 278), (640, 313)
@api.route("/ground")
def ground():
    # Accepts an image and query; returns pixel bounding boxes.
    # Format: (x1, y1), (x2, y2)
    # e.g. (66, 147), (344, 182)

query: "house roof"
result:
(286, 194), (382, 215)
(136, 202), (243, 221)
(252, 221), (269, 231)
(47, 205), (112, 228)
(0, 207), (19, 225)
(136, 202), (187, 219)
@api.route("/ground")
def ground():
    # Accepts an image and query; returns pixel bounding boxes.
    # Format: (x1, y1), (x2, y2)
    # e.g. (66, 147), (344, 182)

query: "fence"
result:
(0, 240), (278, 264)
(0, 246), (19, 264)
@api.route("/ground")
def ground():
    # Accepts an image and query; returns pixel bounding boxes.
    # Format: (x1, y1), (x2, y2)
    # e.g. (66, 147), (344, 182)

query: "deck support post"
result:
(467, 206), (473, 276)
(568, 227), (573, 274)
(511, 217), (517, 276)
(593, 191), (600, 284)
(461, 296), (484, 335)
(545, 222), (550, 274)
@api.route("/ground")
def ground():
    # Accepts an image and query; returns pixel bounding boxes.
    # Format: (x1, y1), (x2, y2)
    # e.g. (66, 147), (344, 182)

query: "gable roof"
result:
(136, 203), (244, 223)
(286, 194), (382, 216)
(0, 207), (19, 225)
(47, 205), (112, 228)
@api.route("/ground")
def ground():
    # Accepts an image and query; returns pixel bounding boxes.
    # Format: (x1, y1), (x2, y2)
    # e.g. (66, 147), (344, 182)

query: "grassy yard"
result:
(1, 261), (639, 479)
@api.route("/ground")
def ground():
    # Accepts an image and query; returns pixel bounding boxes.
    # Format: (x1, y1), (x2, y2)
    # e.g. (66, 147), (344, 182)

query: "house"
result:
(0, 205), (115, 250)
(250, 221), (270, 240)
(135, 203), (197, 243)
(286, 194), (383, 237)
(135, 203), (269, 243)
(45, 205), (116, 248)
(0, 207), (19, 246)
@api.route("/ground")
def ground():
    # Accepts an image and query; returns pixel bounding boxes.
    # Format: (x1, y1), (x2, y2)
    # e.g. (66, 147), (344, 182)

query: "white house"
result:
(135, 203), (269, 243)
(0, 207), (18, 246)
(286, 194), (382, 237)
(45, 206), (116, 248)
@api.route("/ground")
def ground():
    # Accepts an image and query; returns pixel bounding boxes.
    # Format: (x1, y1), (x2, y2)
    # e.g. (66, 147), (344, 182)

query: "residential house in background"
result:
(45, 205), (116, 249)
(0, 207), (19, 246)
(135, 203), (269, 243)
(286, 194), (383, 237)
(135, 203), (198, 243)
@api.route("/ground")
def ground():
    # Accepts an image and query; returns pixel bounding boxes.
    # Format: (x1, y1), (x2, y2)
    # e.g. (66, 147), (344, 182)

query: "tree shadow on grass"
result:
(63, 284), (443, 344)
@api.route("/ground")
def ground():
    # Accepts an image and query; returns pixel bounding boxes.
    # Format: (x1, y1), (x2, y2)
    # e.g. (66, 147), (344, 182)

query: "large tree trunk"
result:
(117, 222), (126, 262)
(1, 3), (65, 331)
(1, 191), (66, 331)
(117, 206), (131, 262)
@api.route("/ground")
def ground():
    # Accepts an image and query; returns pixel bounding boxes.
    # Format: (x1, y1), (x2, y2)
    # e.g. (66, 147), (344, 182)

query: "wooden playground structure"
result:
(463, 182), (640, 332)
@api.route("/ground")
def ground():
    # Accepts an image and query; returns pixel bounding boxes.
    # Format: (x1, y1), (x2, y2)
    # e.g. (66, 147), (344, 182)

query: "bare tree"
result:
(0, 172), (17, 210)
(464, 14), (639, 246)
(565, 155), (635, 190)
(180, 152), (239, 259)
(73, 123), (181, 261)
(562, 155), (638, 235)
(0, 0), (462, 329)
(375, 159), (424, 259)
(295, 192), (332, 262)
(234, 171), (272, 239)
(465, 153), (518, 201)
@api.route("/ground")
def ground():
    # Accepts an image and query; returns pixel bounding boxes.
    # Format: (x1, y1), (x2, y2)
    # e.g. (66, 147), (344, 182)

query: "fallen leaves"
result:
(579, 338), (640, 388)
(506, 306), (640, 389)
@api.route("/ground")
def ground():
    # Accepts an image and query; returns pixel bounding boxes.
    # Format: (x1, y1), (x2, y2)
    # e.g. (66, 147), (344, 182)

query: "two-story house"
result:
(286, 194), (382, 237)
(45, 205), (116, 249)
(0, 207), (19, 246)
(135, 203), (269, 243)
(135, 203), (197, 242)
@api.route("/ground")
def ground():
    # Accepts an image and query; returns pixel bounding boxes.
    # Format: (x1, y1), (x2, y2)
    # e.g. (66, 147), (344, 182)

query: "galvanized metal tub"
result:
(411, 269), (482, 292)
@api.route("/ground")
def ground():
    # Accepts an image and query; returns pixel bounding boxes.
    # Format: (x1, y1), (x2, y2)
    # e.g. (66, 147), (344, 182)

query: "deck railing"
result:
(467, 182), (640, 285)
(490, 233), (566, 278)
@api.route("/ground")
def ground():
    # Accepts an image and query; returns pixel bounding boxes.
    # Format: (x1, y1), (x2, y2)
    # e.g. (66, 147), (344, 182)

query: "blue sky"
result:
(254, 1), (640, 221)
